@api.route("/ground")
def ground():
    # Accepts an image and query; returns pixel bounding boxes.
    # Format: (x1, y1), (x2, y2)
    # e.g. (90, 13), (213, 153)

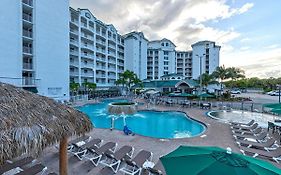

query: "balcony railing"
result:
(23, 63), (33, 70)
(22, 0), (33, 6)
(96, 74), (106, 78)
(22, 77), (35, 86)
(23, 13), (32, 22)
(23, 47), (32, 54)
(23, 30), (32, 38)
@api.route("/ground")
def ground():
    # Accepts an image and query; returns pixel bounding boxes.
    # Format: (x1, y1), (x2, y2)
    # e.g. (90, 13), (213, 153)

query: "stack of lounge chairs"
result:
(230, 120), (281, 164)
(67, 135), (163, 175)
(0, 157), (48, 175)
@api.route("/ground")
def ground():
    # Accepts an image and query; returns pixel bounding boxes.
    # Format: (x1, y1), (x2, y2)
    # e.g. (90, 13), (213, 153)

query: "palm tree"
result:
(116, 70), (141, 93)
(211, 65), (229, 94)
(197, 73), (218, 93)
(227, 67), (245, 81)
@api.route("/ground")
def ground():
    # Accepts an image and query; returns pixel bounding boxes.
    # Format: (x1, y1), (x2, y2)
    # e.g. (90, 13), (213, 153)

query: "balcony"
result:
(108, 75), (116, 79)
(22, 0), (33, 6)
(96, 74), (106, 78)
(23, 30), (32, 39)
(108, 67), (116, 72)
(70, 61), (79, 67)
(96, 40), (106, 46)
(70, 39), (78, 46)
(22, 77), (36, 86)
(96, 65), (106, 70)
(23, 63), (33, 70)
(70, 72), (79, 77)
(81, 53), (94, 59)
(96, 57), (106, 62)
(23, 47), (32, 54)
(22, 13), (32, 23)
(70, 18), (78, 26)
(81, 72), (94, 78)
(70, 29), (78, 35)
(96, 48), (106, 54)
(70, 50), (78, 56)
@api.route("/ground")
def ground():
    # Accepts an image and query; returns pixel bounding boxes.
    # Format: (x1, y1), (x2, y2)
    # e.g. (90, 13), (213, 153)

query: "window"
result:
(166, 43), (169, 46)
(164, 57), (168, 60)
(164, 67), (168, 70)
(164, 51), (168, 55)
(161, 43), (164, 46)
(164, 62), (168, 65)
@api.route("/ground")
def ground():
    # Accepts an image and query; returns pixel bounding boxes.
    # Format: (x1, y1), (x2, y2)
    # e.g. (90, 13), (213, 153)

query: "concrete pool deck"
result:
(38, 100), (281, 174)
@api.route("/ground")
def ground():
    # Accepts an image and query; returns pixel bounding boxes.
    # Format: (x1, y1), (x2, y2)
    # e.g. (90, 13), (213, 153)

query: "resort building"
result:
(0, 0), (70, 101)
(191, 41), (221, 79)
(176, 51), (193, 79)
(123, 32), (148, 80)
(147, 39), (177, 80)
(69, 8), (125, 87)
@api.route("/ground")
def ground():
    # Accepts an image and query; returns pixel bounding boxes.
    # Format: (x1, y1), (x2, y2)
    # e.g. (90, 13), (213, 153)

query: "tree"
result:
(198, 73), (218, 90)
(226, 67), (245, 89)
(82, 82), (96, 91)
(115, 70), (141, 92)
(211, 65), (229, 93)
(70, 82), (80, 92)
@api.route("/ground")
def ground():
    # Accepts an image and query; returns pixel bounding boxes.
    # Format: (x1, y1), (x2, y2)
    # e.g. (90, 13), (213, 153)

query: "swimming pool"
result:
(77, 99), (205, 139)
(208, 110), (280, 128)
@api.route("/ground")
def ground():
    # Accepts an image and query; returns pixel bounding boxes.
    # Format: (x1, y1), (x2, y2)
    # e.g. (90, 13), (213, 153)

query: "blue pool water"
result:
(77, 99), (205, 139)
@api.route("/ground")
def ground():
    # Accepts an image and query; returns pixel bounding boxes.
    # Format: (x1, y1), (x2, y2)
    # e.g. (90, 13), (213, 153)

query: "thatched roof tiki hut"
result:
(0, 83), (92, 175)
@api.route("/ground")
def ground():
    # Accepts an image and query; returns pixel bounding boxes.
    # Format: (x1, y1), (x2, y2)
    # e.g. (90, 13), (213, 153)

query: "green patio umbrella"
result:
(178, 93), (194, 97)
(160, 146), (281, 175)
(263, 103), (281, 109)
(271, 108), (281, 115)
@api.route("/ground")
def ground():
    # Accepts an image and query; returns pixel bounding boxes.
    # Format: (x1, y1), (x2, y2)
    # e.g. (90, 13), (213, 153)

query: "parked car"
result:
(270, 91), (281, 96)
(267, 91), (276, 95)
(230, 90), (241, 94)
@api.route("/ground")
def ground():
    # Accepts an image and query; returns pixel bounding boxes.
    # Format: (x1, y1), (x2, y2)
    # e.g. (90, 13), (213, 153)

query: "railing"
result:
(96, 66), (106, 70)
(96, 57), (106, 62)
(23, 30), (32, 38)
(96, 40), (106, 45)
(22, 13), (32, 22)
(81, 53), (93, 59)
(23, 47), (32, 54)
(23, 63), (33, 69)
(70, 50), (78, 56)
(22, 0), (33, 6)
(70, 29), (78, 35)
(70, 18), (78, 25)
(22, 77), (36, 86)
(96, 74), (106, 78)
(96, 48), (106, 54)
(70, 39), (78, 45)
(70, 72), (79, 76)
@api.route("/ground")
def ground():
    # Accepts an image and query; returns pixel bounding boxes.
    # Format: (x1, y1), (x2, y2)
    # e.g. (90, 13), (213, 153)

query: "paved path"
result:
(39, 102), (281, 174)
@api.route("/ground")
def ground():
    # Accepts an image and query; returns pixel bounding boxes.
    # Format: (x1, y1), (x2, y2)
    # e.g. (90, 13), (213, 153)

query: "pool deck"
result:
(39, 100), (281, 174)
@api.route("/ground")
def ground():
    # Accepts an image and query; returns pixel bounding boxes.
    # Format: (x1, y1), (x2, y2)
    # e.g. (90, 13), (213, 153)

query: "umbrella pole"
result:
(59, 136), (68, 175)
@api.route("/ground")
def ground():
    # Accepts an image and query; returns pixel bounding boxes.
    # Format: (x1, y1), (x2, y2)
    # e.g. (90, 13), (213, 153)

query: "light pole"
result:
(196, 54), (206, 97)
(277, 84), (281, 104)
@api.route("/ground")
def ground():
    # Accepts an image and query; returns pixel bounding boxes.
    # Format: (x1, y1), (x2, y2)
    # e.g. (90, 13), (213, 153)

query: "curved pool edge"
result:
(128, 109), (208, 140)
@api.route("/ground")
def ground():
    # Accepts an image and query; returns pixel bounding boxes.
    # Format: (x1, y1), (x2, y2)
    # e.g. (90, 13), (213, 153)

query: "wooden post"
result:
(59, 136), (68, 175)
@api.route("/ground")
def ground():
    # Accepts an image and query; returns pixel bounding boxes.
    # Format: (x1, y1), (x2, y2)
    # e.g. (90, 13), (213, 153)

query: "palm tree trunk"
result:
(59, 136), (68, 175)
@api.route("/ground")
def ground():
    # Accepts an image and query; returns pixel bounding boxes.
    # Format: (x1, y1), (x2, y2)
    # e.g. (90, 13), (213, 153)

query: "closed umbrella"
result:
(271, 108), (281, 115)
(160, 146), (281, 175)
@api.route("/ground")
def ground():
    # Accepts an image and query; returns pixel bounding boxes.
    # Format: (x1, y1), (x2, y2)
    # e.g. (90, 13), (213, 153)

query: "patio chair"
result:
(142, 161), (164, 175)
(69, 138), (103, 160)
(233, 131), (267, 142)
(268, 121), (276, 133)
(240, 147), (281, 163)
(17, 163), (47, 175)
(231, 123), (258, 131)
(230, 119), (255, 127)
(100, 145), (134, 173)
(232, 127), (262, 136)
(67, 135), (92, 151)
(83, 141), (118, 166)
(120, 150), (153, 175)
(0, 157), (34, 174)
(237, 138), (279, 151)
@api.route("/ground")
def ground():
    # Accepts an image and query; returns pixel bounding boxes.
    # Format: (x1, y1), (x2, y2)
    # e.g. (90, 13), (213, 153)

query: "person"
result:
(123, 125), (133, 135)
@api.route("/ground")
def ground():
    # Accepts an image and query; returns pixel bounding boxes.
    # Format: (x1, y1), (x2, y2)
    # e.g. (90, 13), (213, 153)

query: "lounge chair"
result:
(100, 145), (134, 173)
(230, 120), (255, 127)
(231, 123), (258, 131)
(69, 138), (102, 160)
(240, 147), (281, 163)
(0, 157), (34, 174)
(232, 127), (262, 136)
(142, 161), (164, 175)
(67, 135), (91, 151)
(237, 138), (279, 151)
(83, 142), (118, 166)
(233, 131), (267, 142)
(17, 164), (47, 175)
(120, 150), (153, 175)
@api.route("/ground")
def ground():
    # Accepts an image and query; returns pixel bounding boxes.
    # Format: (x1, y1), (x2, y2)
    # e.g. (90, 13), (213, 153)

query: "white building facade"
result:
(176, 51), (193, 79)
(0, 0), (70, 101)
(147, 39), (176, 80)
(69, 8), (125, 87)
(191, 41), (221, 79)
(123, 32), (148, 80)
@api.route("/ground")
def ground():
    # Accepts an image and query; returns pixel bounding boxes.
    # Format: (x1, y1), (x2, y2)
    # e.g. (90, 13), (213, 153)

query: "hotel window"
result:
(164, 62), (168, 65)
(164, 57), (168, 60)
(164, 67), (168, 70)
(164, 51), (168, 55)
(166, 43), (169, 46)
(161, 43), (164, 46)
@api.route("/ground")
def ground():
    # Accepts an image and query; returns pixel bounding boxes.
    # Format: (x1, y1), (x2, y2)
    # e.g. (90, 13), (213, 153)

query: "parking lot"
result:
(235, 92), (280, 104)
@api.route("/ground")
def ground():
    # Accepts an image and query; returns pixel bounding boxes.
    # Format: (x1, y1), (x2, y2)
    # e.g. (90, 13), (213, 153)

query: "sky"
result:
(70, 0), (281, 78)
